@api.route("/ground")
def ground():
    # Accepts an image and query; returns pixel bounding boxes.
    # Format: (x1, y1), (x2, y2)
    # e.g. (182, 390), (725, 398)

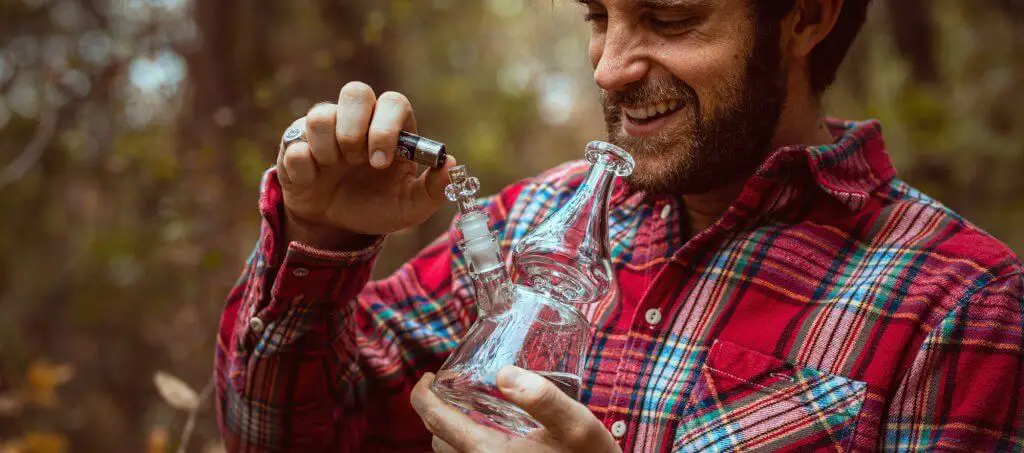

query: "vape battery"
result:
(397, 131), (447, 168)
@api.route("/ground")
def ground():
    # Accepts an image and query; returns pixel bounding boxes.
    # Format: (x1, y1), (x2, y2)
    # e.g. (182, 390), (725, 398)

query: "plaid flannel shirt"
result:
(216, 119), (1024, 452)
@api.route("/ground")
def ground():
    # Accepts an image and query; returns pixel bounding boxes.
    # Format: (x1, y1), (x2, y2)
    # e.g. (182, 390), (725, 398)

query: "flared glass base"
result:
(432, 369), (542, 436)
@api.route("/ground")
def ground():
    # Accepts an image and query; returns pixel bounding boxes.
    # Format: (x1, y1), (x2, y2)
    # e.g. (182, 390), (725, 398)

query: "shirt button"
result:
(644, 308), (662, 326)
(610, 420), (627, 438)
(292, 268), (309, 277)
(249, 317), (265, 333)
(660, 204), (672, 220)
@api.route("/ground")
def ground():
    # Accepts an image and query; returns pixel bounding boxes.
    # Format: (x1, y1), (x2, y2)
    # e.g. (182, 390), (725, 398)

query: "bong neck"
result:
(563, 156), (615, 242)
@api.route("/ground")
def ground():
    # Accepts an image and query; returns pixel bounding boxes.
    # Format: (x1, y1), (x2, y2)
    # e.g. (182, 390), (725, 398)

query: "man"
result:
(215, 0), (1024, 451)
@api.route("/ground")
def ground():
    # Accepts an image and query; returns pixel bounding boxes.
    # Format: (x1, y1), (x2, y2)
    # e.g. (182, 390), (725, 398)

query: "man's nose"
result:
(593, 27), (649, 92)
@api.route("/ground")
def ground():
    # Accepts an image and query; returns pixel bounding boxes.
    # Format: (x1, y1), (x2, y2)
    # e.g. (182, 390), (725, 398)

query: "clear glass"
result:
(511, 141), (635, 306)
(444, 165), (510, 315)
(431, 141), (634, 436)
(432, 285), (589, 434)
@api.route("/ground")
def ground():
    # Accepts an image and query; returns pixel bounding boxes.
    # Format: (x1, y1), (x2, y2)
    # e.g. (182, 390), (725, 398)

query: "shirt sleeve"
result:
(214, 168), (525, 452)
(882, 268), (1024, 451)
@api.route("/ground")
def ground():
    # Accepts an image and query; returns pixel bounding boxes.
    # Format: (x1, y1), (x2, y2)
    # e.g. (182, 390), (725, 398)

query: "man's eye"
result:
(648, 16), (697, 34)
(583, 12), (608, 24)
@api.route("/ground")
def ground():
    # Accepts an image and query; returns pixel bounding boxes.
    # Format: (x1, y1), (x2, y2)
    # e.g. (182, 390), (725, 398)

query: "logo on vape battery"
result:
(397, 146), (414, 160)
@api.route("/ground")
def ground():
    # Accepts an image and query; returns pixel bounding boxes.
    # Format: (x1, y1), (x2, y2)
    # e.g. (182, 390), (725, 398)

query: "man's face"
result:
(582, 0), (788, 195)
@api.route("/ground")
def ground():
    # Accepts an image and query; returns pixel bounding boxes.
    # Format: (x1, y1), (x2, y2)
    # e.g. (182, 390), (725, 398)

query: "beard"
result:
(602, 25), (788, 195)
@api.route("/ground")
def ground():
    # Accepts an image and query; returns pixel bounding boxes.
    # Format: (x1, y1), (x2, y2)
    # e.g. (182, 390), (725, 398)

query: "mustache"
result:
(601, 77), (697, 110)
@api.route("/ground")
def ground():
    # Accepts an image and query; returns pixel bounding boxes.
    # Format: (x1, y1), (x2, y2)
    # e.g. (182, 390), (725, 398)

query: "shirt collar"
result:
(787, 118), (895, 211)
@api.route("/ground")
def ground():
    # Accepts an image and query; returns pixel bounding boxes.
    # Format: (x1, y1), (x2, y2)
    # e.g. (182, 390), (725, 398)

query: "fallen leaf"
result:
(153, 371), (199, 411)
(25, 361), (74, 407)
(18, 432), (67, 453)
(147, 426), (169, 453)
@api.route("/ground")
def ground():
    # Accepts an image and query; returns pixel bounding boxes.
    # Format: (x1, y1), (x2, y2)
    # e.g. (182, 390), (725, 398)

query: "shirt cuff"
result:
(254, 167), (386, 320)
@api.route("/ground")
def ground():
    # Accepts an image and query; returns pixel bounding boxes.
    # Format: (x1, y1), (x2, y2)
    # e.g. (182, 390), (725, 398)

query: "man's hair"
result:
(753, 0), (873, 95)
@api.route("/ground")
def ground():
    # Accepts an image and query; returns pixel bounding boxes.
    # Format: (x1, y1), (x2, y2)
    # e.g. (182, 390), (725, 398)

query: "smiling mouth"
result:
(622, 99), (684, 124)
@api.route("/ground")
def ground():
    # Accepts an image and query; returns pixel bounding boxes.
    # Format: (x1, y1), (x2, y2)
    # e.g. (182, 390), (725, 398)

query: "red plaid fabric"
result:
(215, 119), (1024, 452)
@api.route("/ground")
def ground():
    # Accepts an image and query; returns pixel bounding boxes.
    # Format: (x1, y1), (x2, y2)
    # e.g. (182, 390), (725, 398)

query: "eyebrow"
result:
(637, 0), (710, 8)
(575, 0), (710, 9)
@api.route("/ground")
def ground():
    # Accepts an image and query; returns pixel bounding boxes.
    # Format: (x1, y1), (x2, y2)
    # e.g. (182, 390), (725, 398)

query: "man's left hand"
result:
(410, 366), (622, 453)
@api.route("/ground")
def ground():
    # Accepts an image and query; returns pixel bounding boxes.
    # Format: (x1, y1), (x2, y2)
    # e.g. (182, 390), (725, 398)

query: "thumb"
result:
(404, 154), (457, 220)
(497, 366), (594, 440)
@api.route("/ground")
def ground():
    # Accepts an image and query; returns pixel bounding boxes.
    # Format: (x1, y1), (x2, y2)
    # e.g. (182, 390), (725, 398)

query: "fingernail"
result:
(497, 366), (524, 391)
(370, 150), (387, 168)
(498, 366), (542, 392)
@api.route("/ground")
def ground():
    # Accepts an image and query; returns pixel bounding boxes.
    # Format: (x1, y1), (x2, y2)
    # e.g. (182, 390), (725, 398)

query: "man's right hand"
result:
(276, 82), (457, 250)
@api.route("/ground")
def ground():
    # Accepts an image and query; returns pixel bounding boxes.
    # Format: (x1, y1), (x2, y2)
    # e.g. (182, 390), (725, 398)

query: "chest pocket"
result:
(673, 340), (867, 452)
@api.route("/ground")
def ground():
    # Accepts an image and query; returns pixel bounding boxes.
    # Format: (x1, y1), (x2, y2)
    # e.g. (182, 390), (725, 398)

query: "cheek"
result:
(654, 37), (749, 107)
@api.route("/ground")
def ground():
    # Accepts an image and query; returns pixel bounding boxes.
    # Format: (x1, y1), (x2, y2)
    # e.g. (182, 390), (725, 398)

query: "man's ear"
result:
(781, 0), (844, 58)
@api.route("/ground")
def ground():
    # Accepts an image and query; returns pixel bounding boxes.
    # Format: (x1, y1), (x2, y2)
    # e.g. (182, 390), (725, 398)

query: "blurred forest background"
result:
(0, 0), (1021, 451)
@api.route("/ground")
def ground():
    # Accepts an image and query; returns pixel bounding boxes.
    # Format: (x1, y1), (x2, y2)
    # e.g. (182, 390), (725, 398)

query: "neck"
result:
(681, 105), (834, 235)
(773, 90), (835, 149)
(682, 180), (746, 234)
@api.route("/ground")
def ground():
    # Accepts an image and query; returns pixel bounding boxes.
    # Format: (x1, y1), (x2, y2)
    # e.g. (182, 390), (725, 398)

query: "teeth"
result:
(623, 99), (682, 120)
(623, 106), (646, 119)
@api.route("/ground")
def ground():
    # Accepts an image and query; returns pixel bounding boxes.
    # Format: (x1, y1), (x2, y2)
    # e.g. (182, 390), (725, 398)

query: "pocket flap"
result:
(675, 340), (867, 452)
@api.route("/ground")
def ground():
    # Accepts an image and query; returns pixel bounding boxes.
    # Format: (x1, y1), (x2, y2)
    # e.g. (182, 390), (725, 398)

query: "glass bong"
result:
(431, 141), (635, 436)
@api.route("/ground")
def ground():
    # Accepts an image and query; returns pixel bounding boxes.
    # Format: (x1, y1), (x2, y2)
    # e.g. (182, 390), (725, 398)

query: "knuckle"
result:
(431, 436), (446, 452)
(377, 91), (410, 108)
(282, 144), (308, 162)
(369, 125), (401, 140)
(306, 106), (336, 132)
(531, 385), (560, 409)
(410, 378), (428, 400)
(421, 408), (445, 433)
(289, 116), (307, 129)
(563, 424), (593, 447)
(340, 81), (375, 103)
(335, 130), (363, 148)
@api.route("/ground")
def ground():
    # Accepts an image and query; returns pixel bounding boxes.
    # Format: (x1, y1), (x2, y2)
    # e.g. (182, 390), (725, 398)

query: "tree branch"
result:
(0, 107), (58, 189)
(176, 377), (213, 453)
(886, 0), (939, 84)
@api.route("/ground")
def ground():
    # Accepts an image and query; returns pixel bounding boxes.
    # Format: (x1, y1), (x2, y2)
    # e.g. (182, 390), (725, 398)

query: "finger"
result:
(276, 140), (292, 186)
(498, 366), (608, 447)
(432, 436), (459, 453)
(410, 373), (496, 453)
(276, 116), (309, 186)
(305, 102), (341, 167)
(367, 91), (417, 169)
(424, 155), (458, 201)
(336, 81), (376, 165)
(282, 141), (317, 186)
(402, 155), (458, 223)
